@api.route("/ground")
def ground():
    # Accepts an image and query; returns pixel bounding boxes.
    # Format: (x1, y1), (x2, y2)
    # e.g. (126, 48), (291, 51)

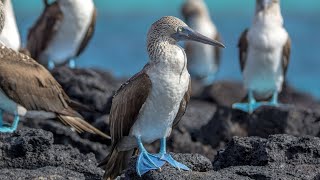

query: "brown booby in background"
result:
(27, 0), (96, 70)
(233, 0), (291, 113)
(182, 0), (222, 84)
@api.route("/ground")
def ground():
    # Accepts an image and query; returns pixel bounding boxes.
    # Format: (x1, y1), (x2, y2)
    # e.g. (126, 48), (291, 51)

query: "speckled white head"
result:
(146, 16), (224, 60)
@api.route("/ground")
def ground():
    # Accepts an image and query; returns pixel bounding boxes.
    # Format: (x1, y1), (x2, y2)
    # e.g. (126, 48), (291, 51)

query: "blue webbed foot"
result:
(68, 59), (76, 69)
(0, 114), (19, 133)
(156, 153), (190, 171)
(136, 151), (165, 176)
(233, 90), (264, 114)
(155, 137), (190, 171)
(48, 60), (55, 70)
(232, 102), (265, 114)
(136, 136), (165, 176)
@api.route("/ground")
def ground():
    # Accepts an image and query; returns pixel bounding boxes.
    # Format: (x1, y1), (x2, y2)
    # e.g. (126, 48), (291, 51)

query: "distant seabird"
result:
(0, 1), (108, 139)
(233, 0), (291, 113)
(99, 16), (225, 179)
(0, 0), (21, 51)
(27, 0), (96, 70)
(182, 0), (222, 84)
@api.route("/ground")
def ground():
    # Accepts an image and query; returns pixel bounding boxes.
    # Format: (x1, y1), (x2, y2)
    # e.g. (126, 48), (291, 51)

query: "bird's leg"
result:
(48, 60), (55, 70)
(270, 91), (279, 105)
(68, 59), (76, 69)
(154, 137), (190, 171)
(262, 91), (280, 107)
(136, 136), (165, 177)
(232, 90), (262, 114)
(0, 113), (19, 133)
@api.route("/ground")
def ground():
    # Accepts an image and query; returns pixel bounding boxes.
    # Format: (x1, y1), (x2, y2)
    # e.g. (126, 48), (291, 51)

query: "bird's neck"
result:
(254, 4), (283, 27)
(148, 39), (187, 73)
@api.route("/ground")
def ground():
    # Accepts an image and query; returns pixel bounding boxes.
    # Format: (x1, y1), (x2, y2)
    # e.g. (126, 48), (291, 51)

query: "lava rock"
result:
(196, 105), (320, 150)
(121, 135), (320, 180)
(0, 167), (85, 180)
(213, 134), (320, 180)
(0, 128), (103, 180)
(52, 67), (123, 120)
(122, 153), (216, 180)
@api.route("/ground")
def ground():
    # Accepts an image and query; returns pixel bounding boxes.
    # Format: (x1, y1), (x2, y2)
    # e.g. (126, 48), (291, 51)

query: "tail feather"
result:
(99, 146), (133, 180)
(58, 115), (110, 139)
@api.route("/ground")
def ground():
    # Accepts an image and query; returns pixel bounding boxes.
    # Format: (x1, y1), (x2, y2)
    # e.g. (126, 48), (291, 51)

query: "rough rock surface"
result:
(0, 128), (103, 180)
(52, 67), (123, 120)
(122, 135), (320, 180)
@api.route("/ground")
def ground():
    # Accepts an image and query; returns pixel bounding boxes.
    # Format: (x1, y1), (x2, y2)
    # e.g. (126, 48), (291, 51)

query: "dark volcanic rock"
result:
(122, 153), (217, 180)
(22, 119), (109, 161)
(52, 67), (123, 120)
(0, 128), (103, 180)
(0, 167), (85, 180)
(122, 135), (320, 180)
(196, 105), (320, 150)
(213, 135), (320, 180)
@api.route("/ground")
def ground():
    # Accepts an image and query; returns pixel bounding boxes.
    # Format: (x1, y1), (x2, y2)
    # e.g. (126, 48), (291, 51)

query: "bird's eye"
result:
(177, 27), (184, 32)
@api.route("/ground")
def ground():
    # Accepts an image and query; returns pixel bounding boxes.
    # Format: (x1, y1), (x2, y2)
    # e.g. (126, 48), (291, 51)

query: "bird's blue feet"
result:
(48, 60), (55, 70)
(68, 59), (76, 69)
(136, 136), (165, 176)
(232, 90), (263, 114)
(155, 138), (190, 171)
(0, 114), (20, 133)
(155, 153), (190, 170)
(232, 102), (264, 114)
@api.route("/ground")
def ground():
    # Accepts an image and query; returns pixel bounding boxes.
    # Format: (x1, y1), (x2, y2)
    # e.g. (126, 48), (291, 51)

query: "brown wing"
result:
(214, 32), (222, 67)
(0, 45), (74, 115)
(110, 65), (152, 143)
(76, 8), (97, 57)
(238, 29), (249, 72)
(26, 1), (63, 60)
(282, 36), (291, 76)
(172, 77), (191, 128)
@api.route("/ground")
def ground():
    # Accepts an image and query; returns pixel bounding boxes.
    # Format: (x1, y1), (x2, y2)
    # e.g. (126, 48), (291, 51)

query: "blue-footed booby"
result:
(0, 0), (21, 51)
(0, 1), (108, 139)
(27, 0), (96, 70)
(182, 0), (222, 84)
(99, 16), (225, 179)
(233, 0), (291, 114)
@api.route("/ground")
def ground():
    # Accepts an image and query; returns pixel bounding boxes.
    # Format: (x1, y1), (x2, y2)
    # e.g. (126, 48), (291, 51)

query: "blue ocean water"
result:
(12, 1), (320, 98)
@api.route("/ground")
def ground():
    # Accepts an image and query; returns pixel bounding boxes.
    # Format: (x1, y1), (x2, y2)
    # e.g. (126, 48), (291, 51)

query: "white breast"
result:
(0, 0), (21, 51)
(187, 16), (218, 78)
(130, 46), (190, 143)
(243, 21), (288, 99)
(41, 0), (94, 63)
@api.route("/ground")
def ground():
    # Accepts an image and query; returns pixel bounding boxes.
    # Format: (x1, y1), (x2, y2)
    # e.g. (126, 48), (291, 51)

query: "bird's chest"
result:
(130, 55), (190, 143)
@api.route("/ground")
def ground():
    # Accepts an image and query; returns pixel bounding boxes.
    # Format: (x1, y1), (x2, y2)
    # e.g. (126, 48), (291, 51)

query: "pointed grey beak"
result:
(172, 26), (225, 48)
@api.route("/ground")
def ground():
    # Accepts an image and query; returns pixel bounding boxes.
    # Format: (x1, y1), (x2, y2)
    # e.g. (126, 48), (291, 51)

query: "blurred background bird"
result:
(26, 0), (96, 70)
(233, 0), (291, 113)
(0, 0), (21, 51)
(181, 0), (222, 85)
